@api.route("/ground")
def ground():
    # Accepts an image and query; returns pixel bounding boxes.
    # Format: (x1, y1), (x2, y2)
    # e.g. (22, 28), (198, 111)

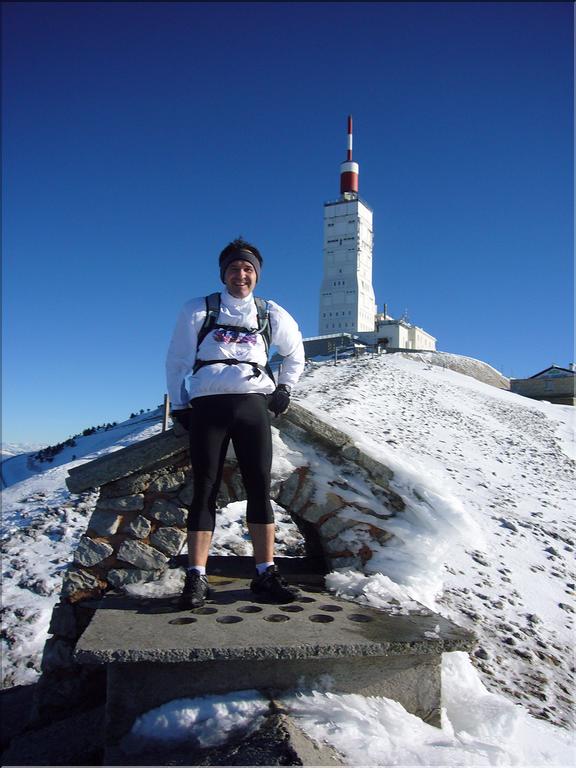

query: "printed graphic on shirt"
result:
(213, 329), (258, 345)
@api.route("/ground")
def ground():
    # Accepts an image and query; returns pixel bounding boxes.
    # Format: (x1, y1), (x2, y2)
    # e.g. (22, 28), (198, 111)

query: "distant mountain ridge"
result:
(1, 442), (44, 460)
(0, 409), (164, 490)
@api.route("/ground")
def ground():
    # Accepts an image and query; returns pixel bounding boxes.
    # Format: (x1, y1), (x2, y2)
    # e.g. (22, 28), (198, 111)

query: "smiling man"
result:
(166, 238), (305, 610)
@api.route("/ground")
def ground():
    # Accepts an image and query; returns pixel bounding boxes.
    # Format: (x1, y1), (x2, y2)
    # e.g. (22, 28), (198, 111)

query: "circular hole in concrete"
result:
(264, 614), (290, 622)
(216, 615), (243, 624)
(319, 604), (343, 612)
(348, 614), (373, 623)
(192, 607), (218, 615)
(309, 614), (335, 623)
(279, 605), (304, 612)
(297, 597), (316, 604)
(168, 617), (197, 625)
(237, 605), (263, 614)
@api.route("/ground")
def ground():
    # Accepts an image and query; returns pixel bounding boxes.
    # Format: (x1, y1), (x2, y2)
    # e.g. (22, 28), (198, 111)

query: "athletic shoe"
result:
(179, 571), (210, 610)
(250, 565), (300, 603)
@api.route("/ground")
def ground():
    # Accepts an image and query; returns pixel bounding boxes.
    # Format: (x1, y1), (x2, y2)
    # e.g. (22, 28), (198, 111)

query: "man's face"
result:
(224, 259), (257, 298)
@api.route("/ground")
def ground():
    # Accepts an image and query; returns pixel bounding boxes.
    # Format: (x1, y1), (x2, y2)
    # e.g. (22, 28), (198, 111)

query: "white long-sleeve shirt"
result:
(166, 289), (305, 409)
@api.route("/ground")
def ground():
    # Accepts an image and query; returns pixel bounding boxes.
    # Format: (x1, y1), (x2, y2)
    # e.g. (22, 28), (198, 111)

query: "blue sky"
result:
(2, 2), (573, 445)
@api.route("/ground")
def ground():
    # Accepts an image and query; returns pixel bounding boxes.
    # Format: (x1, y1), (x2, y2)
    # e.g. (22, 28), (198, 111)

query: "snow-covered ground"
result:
(0, 410), (164, 685)
(1, 354), (574, 765)
(295, 354), (575, 732)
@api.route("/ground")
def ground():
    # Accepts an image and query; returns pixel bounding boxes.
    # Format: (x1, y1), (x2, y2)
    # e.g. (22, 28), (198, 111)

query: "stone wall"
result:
(58, 403), (407, 606)
(35, 403), (408, 723)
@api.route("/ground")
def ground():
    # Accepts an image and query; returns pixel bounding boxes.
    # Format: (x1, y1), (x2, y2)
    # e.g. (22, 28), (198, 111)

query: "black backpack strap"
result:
(193, 358), (267, 380)
(254, 297), (275, 383)
(196, 292), (221, 352)
(254, 297), (271, 352)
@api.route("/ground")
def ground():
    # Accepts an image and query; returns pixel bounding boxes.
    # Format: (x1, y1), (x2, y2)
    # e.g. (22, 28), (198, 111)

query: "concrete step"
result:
(74, 567), (475, 749)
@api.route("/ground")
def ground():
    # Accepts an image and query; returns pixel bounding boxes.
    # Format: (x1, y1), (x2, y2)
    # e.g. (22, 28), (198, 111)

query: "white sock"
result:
(187, 565), (206, 576)
(256, 561), (274, 575)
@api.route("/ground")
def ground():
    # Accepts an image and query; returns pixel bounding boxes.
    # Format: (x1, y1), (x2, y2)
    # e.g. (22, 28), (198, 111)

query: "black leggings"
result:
(187, 394), (274, 531)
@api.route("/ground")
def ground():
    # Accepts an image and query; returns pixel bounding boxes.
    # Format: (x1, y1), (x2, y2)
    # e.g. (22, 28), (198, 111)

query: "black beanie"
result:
(219, 248), (262, 283)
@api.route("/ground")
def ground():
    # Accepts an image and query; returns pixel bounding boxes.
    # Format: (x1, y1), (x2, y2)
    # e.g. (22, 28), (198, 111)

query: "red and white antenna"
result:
(340, 114), (359, 195)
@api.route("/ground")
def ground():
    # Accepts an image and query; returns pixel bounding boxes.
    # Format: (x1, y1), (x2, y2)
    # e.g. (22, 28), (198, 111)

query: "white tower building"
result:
(318, 116), (376, 335)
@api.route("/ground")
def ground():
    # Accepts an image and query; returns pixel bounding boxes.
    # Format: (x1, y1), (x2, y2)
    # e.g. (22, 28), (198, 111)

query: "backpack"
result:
(193, 292), (275, 382)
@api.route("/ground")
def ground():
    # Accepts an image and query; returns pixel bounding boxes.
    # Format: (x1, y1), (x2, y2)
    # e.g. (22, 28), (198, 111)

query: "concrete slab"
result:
(76, 577), (472, 664)
(74, 573), (474, 744)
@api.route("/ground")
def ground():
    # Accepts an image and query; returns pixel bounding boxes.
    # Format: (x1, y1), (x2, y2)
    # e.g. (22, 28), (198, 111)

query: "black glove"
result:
(171, 409), (193, 431)
(267, 384), (291, 417)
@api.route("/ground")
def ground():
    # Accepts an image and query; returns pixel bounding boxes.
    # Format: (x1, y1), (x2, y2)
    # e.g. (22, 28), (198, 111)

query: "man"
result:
(166, 238), (305, 609)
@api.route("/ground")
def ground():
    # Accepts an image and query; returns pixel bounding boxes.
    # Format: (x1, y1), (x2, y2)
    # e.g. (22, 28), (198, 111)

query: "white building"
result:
(318, 116), (376, 335)
(357, 308), (436, 351)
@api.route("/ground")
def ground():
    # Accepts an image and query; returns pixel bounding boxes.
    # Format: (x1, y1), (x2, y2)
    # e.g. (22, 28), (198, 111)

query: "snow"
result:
(325, 570), (425, 614)
(1, 352), (574, 762)
(300, 398), (486, 607)
(122, 690), (270, 753)
(295, 355), (575, 729)
(285, 652), (575, 766)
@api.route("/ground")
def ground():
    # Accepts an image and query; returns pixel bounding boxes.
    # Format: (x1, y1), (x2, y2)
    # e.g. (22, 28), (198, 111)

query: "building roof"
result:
(528, 365), (576, 380)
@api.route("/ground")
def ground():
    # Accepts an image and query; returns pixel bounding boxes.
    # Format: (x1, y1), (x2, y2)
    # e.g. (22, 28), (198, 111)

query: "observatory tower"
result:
(318, 116), (376, 335)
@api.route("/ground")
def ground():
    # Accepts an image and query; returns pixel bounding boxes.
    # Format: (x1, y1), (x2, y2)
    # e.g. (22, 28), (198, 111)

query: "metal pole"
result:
(162, 394), (170, 432)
